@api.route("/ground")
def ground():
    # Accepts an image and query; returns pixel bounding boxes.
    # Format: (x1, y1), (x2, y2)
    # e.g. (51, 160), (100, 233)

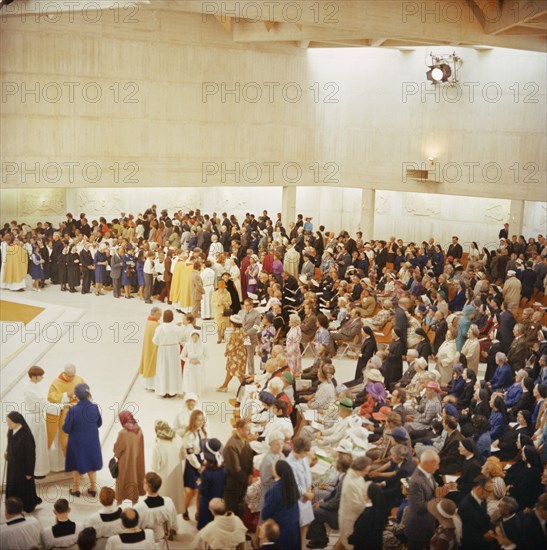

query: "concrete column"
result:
(509, 199), (524, 237)
(359, 188), (375, 239)
(281, 186), (296, 226)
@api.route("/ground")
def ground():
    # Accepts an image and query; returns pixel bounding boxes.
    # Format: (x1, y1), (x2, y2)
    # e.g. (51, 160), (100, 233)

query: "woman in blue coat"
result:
(262, 460), (301, 550)
(62, 383), (102, 497)
(197, 438), (227, 530)
(93, 244), (108, 296)
(488, 395), (509, 441)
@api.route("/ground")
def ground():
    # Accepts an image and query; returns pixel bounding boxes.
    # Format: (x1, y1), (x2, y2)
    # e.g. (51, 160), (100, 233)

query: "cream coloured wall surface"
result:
(0, 4), (545, 201)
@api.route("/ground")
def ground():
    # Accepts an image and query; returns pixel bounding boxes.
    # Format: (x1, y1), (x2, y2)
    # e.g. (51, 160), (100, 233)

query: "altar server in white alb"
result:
(200, 260), (216, 320)
(152, 309), (184, 398)
(134, 471), (178, 543)
(83, 487), (123, 541)
(23, 365), (51, 477)
(0, 497), (42, 550)
(180, 329), (206, 398)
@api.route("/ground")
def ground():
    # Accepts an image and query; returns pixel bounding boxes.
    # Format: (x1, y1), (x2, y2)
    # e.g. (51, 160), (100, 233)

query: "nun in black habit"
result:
(5, 411), (42, 512)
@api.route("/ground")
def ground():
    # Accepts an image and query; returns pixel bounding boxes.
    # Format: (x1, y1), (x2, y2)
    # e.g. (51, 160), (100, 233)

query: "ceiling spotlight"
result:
(427, 63), (452, 83)
(425, 52), (462, 85)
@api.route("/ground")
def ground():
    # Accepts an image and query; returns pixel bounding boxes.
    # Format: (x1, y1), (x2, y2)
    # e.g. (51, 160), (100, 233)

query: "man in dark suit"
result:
(499, 223), (509, 240)
(496, 496), (524, 548)
(447, 236), (463, 260)
(79, 243), (94, 295)
(404, 449), (441, 550)
(330, 309), (363, 343)
(438, 416), (465, 475)
(499, 303), (517, 353)
(521, 260), (537, 300)
(519, 493), (547, 550)
(223, 420), (254, 518)
(110, 248), (123, 298)
(306, 454), (351, 549)
(394, 296), (410, 354)
(507, 323), (529, 372)
(458, 475), (496, 550)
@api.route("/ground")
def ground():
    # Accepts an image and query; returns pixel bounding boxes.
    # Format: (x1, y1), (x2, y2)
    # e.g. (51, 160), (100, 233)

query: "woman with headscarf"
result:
(62, 383), (102, 497)
(381, 328), (404, 391)
(197, 438), (227, 529)
(354, 327), (378, 381)
(211, 279), (232, 343)
(5, 411), (41, 512)
(493, 410), (534, 461)
(151, 419), (184, 514)
(415, 328), (432, 360)
(480, 456), (508, 518)
(245, 255), (260, 295)
(505, 445), (543, 509)
(455, 439), (483, 497)
(113, 410), (145, 504)
(449, 281), (467, 312)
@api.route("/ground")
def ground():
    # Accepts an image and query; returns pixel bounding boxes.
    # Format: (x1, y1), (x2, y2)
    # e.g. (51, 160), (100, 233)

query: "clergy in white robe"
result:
(23, 367), (50, 476)
(180, 330), (205, 398)
(208, 235), (224, 260)
(152, 311), (184, 398)
(0, 511), (42, 550)
(200, 262), (216, 319)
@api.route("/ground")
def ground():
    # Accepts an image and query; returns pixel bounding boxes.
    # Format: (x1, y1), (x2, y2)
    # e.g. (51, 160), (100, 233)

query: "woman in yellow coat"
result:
(211, 280), (232, 344)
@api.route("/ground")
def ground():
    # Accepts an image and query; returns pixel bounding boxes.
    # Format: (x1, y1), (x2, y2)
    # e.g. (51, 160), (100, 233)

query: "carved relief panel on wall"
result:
(19, 189), (66, 216)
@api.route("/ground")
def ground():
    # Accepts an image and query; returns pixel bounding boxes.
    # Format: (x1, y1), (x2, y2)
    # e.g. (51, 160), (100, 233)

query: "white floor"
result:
(0, 278), (356, 548)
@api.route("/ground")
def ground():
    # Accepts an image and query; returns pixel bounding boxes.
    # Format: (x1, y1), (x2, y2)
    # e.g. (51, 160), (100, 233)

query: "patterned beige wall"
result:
(0, 2), (545, 203)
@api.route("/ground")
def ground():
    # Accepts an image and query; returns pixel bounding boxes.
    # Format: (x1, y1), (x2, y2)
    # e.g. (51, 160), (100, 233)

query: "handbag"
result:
(108, 456), (119, 478)
(248, 278), (257, 285)
(223, 308), (233, 317)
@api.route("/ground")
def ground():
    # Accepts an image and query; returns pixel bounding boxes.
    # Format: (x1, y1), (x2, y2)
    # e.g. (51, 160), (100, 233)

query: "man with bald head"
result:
(105, 508), (155, 549)
(46, 364), (85, 454)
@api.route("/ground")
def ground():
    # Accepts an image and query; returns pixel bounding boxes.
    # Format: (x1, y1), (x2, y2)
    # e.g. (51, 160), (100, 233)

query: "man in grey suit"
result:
(241, 298), (261, 375)
(110, 247), (123, 298)
(404, 449), (441, 550)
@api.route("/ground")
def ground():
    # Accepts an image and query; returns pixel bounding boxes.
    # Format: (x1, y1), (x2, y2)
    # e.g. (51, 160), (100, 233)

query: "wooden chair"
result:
(337, 332), (363, 357)
(373, 321), (394, 346)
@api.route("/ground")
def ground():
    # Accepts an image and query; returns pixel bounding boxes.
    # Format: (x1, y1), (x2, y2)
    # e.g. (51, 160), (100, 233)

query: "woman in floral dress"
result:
(216, 315), (247, 392)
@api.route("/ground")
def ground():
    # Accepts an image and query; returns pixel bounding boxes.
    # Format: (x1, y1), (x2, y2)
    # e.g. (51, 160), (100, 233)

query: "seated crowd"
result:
(1, 208), (547, 550)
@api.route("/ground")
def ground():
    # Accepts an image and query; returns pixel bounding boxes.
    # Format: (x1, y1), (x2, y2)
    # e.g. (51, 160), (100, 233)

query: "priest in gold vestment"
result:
(46, 364), (85, 453)
(139, 306), (161, 390)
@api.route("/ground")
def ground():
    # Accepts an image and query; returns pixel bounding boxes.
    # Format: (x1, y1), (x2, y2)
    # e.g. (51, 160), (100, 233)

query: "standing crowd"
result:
(1, 209), (547, 549)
